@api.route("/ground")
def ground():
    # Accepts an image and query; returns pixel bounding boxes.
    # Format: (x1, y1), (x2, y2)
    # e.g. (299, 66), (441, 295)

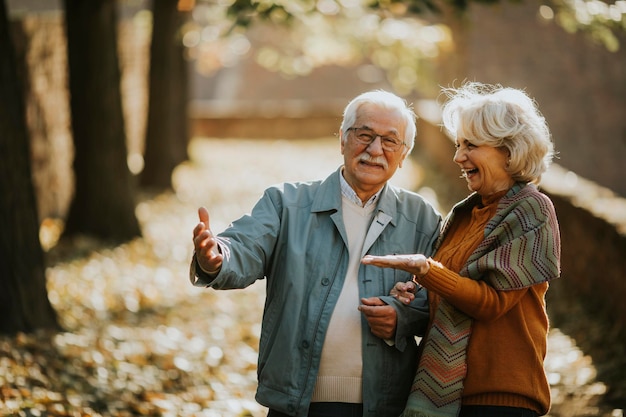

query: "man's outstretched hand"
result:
(193, 207), (222, 275)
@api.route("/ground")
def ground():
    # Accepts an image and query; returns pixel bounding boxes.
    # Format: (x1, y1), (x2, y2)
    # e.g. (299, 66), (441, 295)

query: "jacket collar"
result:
(311, 167), (398, 225)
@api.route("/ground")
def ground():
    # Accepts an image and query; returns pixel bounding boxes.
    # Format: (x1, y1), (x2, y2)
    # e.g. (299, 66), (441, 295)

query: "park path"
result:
(2, 138), (619, 417)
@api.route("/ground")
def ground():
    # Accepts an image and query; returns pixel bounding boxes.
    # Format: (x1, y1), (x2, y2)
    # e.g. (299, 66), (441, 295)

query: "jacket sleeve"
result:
(189, 253), (218, 287)
(379, 289), (429, 352)
(188, 187), (283, 290)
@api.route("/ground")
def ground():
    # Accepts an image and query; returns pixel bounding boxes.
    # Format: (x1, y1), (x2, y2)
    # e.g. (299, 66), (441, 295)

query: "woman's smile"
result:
(454, 139), (513, 196)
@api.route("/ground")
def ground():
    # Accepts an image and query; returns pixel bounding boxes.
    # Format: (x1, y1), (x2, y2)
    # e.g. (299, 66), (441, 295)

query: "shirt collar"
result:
(339, 168), (382, 208)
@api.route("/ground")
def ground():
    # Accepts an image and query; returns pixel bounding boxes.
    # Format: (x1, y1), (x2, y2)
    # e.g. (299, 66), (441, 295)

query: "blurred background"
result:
(1, 0), (625, 416)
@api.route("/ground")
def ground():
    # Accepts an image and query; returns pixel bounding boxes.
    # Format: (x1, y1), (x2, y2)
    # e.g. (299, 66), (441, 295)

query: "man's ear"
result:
(398, 150), (409, 168)
(339, 131), (346, 155)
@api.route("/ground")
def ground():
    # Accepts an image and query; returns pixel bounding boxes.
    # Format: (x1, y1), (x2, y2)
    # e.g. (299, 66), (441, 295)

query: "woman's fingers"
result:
(362, 254), (428, 273)
(390, 281), (417, 304)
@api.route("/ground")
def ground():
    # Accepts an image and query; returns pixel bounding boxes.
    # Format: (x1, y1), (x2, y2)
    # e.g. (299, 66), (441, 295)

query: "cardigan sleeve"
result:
(418, 262), (530, 321)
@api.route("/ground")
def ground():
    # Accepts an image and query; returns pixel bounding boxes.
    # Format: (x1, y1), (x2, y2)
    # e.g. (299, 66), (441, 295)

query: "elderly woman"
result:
(361, 82), (561, 417)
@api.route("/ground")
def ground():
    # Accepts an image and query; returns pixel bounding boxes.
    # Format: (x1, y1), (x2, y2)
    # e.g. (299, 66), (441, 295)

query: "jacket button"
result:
(321, 278), (330, 286)
(301, 340), (310, 348)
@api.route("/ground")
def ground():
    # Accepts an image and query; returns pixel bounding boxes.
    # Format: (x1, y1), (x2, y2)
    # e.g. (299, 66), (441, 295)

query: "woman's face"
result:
(453, 138), (514, 196)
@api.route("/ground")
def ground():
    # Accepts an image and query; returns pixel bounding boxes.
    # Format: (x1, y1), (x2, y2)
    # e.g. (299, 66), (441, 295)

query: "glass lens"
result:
(351, 127), (402, 151)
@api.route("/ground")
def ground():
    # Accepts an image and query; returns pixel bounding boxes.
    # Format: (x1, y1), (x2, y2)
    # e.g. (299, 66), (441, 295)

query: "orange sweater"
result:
(419, 193), (551, 415)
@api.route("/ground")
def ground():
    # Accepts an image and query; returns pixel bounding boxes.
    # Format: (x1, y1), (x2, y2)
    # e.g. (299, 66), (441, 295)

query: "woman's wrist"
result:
(417, 257), (442, 278)
(418, 257), (433, 278)
(426, 257), (444, 275)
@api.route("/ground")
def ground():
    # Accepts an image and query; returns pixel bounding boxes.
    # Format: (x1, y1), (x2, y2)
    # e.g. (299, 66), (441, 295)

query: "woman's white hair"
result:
(340, 90), (417, 155)
(441, 82), (555, 183)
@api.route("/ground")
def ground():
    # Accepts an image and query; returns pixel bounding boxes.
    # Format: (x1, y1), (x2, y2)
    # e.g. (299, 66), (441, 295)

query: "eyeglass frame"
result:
(346, 126), (407, 152)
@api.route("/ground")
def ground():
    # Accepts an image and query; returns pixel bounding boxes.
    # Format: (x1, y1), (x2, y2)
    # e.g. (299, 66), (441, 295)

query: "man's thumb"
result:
(198, 207), (210, 227)
(360, 297), (385, 307)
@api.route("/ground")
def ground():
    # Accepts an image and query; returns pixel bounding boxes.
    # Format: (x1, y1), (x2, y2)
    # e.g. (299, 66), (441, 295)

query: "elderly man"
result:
(190, 90), (441, 417)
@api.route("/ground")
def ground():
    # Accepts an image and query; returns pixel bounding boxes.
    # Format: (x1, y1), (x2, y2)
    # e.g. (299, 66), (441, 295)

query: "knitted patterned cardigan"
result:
(402, 182), (562, 417)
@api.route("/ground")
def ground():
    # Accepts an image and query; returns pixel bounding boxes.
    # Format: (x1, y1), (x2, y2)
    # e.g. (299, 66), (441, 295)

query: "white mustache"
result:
(358, 154), (388, 169)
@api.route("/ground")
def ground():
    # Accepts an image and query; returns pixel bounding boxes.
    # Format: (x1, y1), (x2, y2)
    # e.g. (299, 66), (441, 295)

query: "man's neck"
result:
(339, 168), (384, 208)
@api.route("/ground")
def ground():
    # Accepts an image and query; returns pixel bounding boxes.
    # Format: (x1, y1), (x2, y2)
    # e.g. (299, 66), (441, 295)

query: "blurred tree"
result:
(140, 0), (191, 190)
(0, 0), (59, 334)
(62, 0), (141, 242)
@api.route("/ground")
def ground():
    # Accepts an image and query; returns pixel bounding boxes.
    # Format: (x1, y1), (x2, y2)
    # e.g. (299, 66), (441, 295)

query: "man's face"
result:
(341, 103), (409, 202)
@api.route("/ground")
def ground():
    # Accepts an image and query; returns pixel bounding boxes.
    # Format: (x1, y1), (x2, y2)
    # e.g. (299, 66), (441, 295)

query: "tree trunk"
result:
(0, 0), (59, 334)
(62, 0), (141, 242)
(140, 0), (189, 190)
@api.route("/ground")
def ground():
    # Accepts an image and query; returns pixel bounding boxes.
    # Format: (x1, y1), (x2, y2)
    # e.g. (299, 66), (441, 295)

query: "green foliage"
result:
(368, 0), (510, 14)
(369, 0), (440, 13)
(226, 0), (295, 27)
(191, 0), (453, 96)
(383, 0), (626, 51)
(188, 0), (624, 94)
(225, 0), (626, 52)
(551, 0), (626, 52)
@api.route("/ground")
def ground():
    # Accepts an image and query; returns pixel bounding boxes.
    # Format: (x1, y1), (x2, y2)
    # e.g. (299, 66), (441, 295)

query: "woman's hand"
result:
(361, 254), (430, 276)
(390, 280), (420, 305)
(362, 254), (430, 305)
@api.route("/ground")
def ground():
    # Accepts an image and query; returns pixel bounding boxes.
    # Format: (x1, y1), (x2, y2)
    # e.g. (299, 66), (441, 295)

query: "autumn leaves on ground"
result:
(1, 138), (349, 417)
(0, 138), (620, 417)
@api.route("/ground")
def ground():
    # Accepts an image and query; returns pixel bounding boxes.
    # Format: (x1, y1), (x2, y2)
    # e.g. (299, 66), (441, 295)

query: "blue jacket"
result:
(190, 168), (441, 417)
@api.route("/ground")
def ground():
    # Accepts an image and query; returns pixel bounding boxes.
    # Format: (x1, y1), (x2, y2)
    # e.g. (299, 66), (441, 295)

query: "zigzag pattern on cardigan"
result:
(401, 183), (561, 417)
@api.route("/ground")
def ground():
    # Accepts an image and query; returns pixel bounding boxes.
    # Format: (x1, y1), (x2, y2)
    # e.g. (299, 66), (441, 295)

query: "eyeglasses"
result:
(347, 127), (406, 152)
